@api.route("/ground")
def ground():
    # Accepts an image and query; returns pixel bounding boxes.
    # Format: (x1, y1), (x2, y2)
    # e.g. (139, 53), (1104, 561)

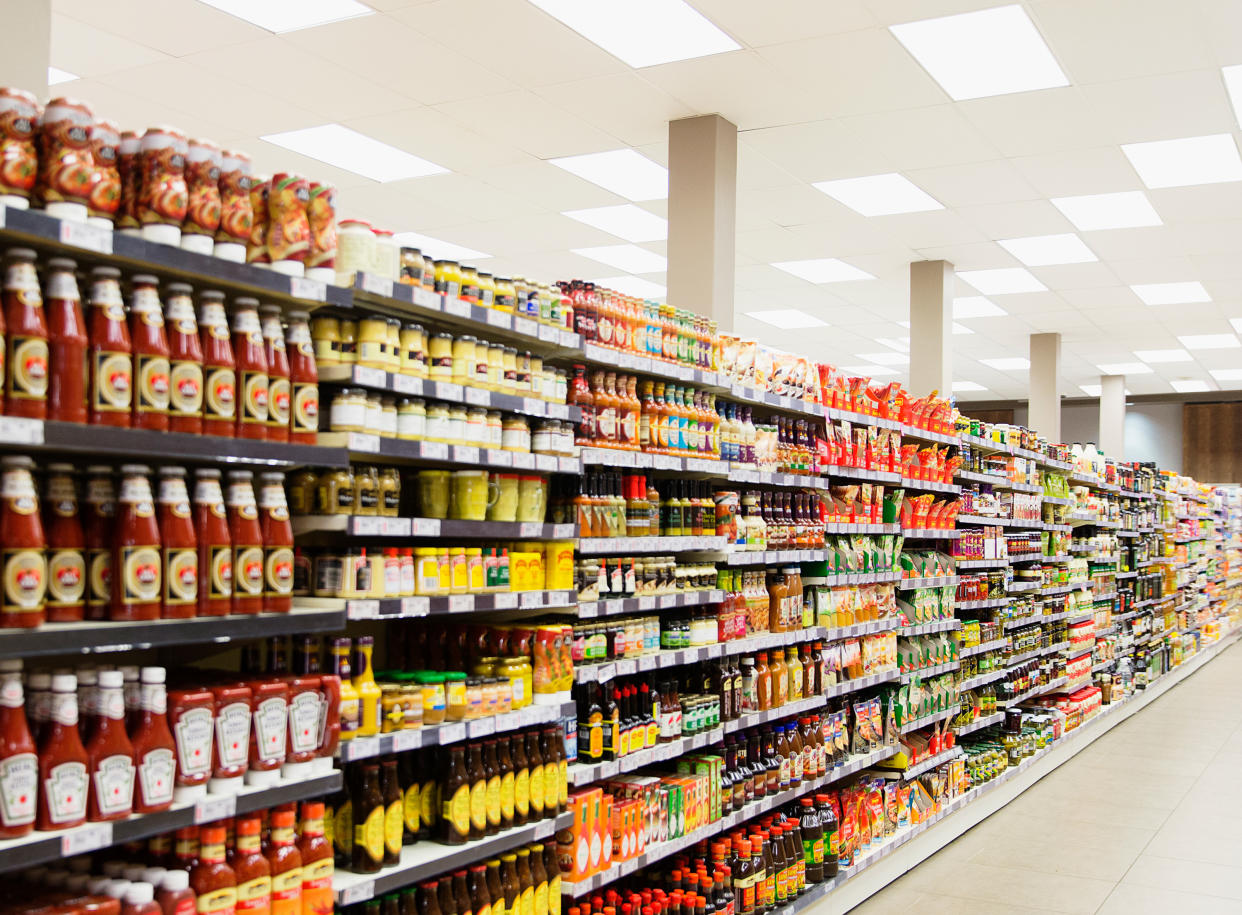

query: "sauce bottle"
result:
(259, 305), (290, 442)
(37, 673), (89, 830)
(156, 870), (195, 915)
(0, 659), (37, 837)
(514, 849), (534, 915)
(511, 733), (529, 827)
(199, 291), (236, 437)
(468, 866), (491, 915)
(209, 682), (251, 794)
(482, 738), (502, 836)
(329, 638), (359, 742)
(466, 740), (487, 841)
(84, 465), (116, 622)
(529, 847), (548, 915)
(44, 463), (86, 622)
(129, 275), (171, 430)
(45, 257), (87, 424)
(283, 674), (320, 780)
(353, 762), (385, 873)
(3, 247), (48, 418)
(525, 730), (545, 823)
(131, 667), (176, 814)
(267, 807), (303, 915)
(299, 801), (334, 915)
(245, 679), (287, 787)
(123, 882), (162, 915)
(258, 472), (293, 614)
(351, 636), (381, 737)
(86, 669), (135, 822)
(112, 464), (161, 622)
(0, 455), (46, 627)
(232, 298), (269, 439)
(231, 814), (272, 915)
(193, 469), (232, 617)
(157, 467), (198, 619)
(381, 758), (403, 865)
(189, 825), (237, 915)
(498, 856), (519, 915)
(440, 745), (471, 845)
(226, 470), (264, 615)
(485, 861), (505, 915)
(541, 844), (560, 915)
(168, 686), (213, 802)
(285, 310), (318, 444)
(87, 266), (133, 427)
(164, 283), (203, 434)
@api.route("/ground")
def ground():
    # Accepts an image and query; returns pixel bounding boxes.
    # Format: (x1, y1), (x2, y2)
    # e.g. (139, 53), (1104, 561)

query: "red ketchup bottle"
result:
(129, 274), (171, 431)
(3, 246), (48, 418)
(231, 298), (268, 440)
(284, 310), (318, 444)
(157, 466), (198, 619)
(226, 470), (264, 615)
(111, 464), (161, 622)
(164, 282), (204, 435)
(259, 305), (289, 442)
(45, 257), (88, 424)
(87, 266), (133, 427)
(258, 471), (293, 614)
(130, 666), (176, 814)
(85, 669), (135, 822)
(198, 290), (236, 437)
(193, 468), (232, 617)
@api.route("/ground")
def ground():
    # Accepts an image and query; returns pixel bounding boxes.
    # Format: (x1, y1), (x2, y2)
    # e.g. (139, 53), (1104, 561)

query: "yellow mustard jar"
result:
(477, 271), (496, 309)
(434, 259), (461, 298)
(400, 322), (427, 378)
(310, 315), (341, 366)
(357, 315), (388, 369)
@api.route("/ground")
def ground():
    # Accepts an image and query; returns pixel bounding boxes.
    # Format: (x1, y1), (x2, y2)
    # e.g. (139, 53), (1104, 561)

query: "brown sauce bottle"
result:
(525, 731), (545, 822)
(453, 870), (473, 915)
(514, 849), (534, 915)
(499, 855), (520, 915)
(416, 882), (441, 915)
(485, 860), (506, 915)
(496, 736), (515, 830)
(381, 758), (403, 866)
(352, 762), (385, 873)
(483, 738), (502, 836)
(468, 865), (492, 915)
(467, 740), (488, 840)
(440, 744), (471, 845)
(511, 735), (530, 826)
(437, 877), (456, 915)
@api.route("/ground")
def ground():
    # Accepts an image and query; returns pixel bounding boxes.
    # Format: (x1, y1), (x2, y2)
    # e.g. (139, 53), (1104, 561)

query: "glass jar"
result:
(335, 218), (375, 286)
(465, 677), (485, 719)
(385, 319), (401, 371)
(487, 343), (505, 390)
(399, 247), (427, 287)
(452, 335), (476, 385)
(434, 260), (461, 298)
(447, 405), (468, 444)
(486, 412), (503, 450)
(400, 684), (423, 729)
(358, 315), (388, 369)
(378, 396), (398, 437)
(425, 402), (451, 442)
(400, 323), (427, 378)
(365, 394), (384, 434)
(372, 228), (398, 280)
(429, 332), (453, 381)
(515, 351), (532, 394)
(501, 347), (517, 394)
(416, 672), (447, 725)
(397, 398), (426, 440)
(310, 315), (341, 365)
(529, 355), (543, 399)
(466, 408), (488, 446)
(477, 272), (496, 309)
(495, 657), (528, 710)
(501, 416), (531, 453)
(338, 319), (357, 364)
(532, 421), (555, 455)
(445, 672), (468, 720)
(329, 387), (367, 432)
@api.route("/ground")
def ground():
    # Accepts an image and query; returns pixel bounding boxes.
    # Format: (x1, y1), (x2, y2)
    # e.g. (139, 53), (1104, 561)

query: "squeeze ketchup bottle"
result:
(85, 669), (135, 822)
(37, 673), (89, 831)
(130, 667), (175, 814)
(0, 659), (37, 837)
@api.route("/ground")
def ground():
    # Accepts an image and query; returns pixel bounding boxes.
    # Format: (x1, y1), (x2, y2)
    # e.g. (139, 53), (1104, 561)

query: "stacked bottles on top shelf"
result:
(0, 250), (318, 440)
(569, 368), (719, 456)
(566, 281), (718, 370)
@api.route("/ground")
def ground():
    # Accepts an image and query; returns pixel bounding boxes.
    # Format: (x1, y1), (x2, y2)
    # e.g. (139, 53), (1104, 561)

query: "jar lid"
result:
(444, 671), (468, 682)
(414, 671), (445, 684)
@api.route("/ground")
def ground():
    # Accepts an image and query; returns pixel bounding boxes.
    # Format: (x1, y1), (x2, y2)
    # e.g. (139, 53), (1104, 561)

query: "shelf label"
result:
(511, 452), (535, 469)
(420, 441), (448, 460)
(518, 522), (544, 538)
(195, 793), (237, 824)
(354, 365), (387, 388)
(63, 822), (112, 856)
(59, 219), (113, 254)
(400, 596), (430, 617)
(534, 454), (557, 472)
(360, 274), (394, 299)
(0, 417), (43, 444)
(438, 722), (467, 744)
(485, 310), (511, 329)
(347, 432), (380, 453)
(352, 516), (383, 536)
(546, 591), (568, 606)
(513, 316), (538, 337)
(597, 663), (616, 683)
(434, 381), (463, 401)
(447, 594), (475, 613)
(468, 718), (496, 738)
(493, 592), (518, 609)
(522, 397), (542, 415)
(340, 881), (375, 906)
(637, 596), (655, 610)
(519, 590), (543, 608)
(558, 457), (578, 473)
(391, 374), (422, 395)
(412, 287), (441, 310)
(548, 403), (569, 419)
(347, 600), (379, 620)
(289, 276), (327, 302)
(538, 324), (559, 342)
(487, 450), (513, 467)
(465, 386), (491, 406)
(391, 729), (421, 752)
(344, 736), (380, 761)
(454, 446), (481, 464)
(412, 518), (441, 537)
(444, 297), (472, 318)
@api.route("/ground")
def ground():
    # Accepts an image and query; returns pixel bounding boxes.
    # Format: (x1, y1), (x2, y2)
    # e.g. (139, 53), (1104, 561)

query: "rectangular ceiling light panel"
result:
(812, 173), (943, 216)
(771, 258), (875, 283)
(1133, 349), (1192, 363)
(745, 309), (827, 329)
(958, 267), (1046, 294)
(1171, 379), (1211, 392)
(889, 4), (1068, 101)
(261, 124), (447, 182)
(549, 149), (668, 201)
(572, 244), (667, 273)
(1209, 368), (1242, 381)
(1050, 191), (1162, 231)
(998, 233), (1097, 266)
(562, 204), (667, 242)
(1130, 281), (1210, 305)
(1122, 134), (1242, 189)
(199, 0), (373, 32)
(527, 0), (739, 68)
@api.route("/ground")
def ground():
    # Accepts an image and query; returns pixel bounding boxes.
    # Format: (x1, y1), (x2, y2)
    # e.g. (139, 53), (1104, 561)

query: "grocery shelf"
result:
(999, 677), (1066, 707)
(901, 478), (961, 495)
(955, 469), (1036, 490)
(1006, 580), (1042, 593)
(723, 693), (827, 733)
(1063, 643), (1094, 661)
(1092, 658), (1117, 672)
(898, 746), (964, 779)
(899, 618), (960, 636)
(1003, 616), (1054, 632)
(898, 575), (959, 589)
(901, 528), (961, 539)
(901, 426), (959, 446)
(823, 522), (902, 535)
(815, 570), (903, 585)
(825, 406), (903, 430)
(577, 535), (728, 555)
(959, 638), (1009, 659)
(1116, 570), (1138, 579)
(567, 727), (724, 787)
(954, 557), (1008, 570)
(957, 514), (1040, 528)
(898, 704), (961, 734)
(340, 702), (576, 761)
(345, 590), (573, 620)
(959, 668), (1007, 691)
(727, 467), (829, 489)
(292, 514), (577, 540)
(0, 603), (347, 660)
(956, 597), (1008, 611)
(899, 660), (959, 683)
(725, 548), (828, 566)
(824, 669), (900, 699)
(1041, 495), (1075, 506)
(955, 711), (1005, 736)
(322, 433), (580, 474)
(579, 447), (728, 475)
(577, 589), (723, 618)
(827, 465), (903, 485)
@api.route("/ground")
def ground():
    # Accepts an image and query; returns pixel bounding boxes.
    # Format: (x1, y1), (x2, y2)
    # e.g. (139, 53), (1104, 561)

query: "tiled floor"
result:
(846, 639), (1242, 914)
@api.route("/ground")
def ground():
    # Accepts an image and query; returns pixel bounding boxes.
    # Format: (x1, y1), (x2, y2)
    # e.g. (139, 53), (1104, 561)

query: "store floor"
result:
(846, 639), (1242, 915)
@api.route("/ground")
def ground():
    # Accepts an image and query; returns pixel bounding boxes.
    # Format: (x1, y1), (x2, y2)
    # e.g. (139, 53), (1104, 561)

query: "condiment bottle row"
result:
(568, 369), (722, 456)
(574, 557), (718, 603)
(563, 281), (719, 372)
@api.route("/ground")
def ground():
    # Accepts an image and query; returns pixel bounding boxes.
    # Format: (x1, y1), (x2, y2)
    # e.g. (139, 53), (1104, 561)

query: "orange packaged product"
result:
(138, 126), (189, 245)
(215, 150), (253, 262)
(0, 88), (40, 208)
(305, 182), (337, 284)
(267, 173), (312, 276)
(597, 793), (613, 871)
(87, 119), (121, 225)
(116, 130), (140, 231)
(557, 788), (600, 881)
(247, 177), (271, 265)
(182, 138), (222, 255)
(37, 97), (95, 222)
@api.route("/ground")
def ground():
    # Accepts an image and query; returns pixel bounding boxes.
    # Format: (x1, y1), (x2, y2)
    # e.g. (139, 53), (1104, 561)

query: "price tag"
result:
(521, 397), (542, 415)
(513, 316), (538, 337)
(0, 417), (43, 444)
(538, 324), (559, 342)
(659, 594), (677, 608)
(512, 452), (535, 469)
(518, 522), (543, 538)
(352, 516), (382, 536)
(558, 457), (578, 473)
(559, 331), (578, 347)
(653, 454), (680, 470)
(485, 310), (511, 329)
(615, 659), (637, 676)
(391, 374), (422, 395)
(420, 441), (448, 460)
(548, 403), (569, 419)
(535, 454), (557, 472)
(59, 219), (113, 254)
(486, 449), (512, 467)
(520, 590), (544, 608)
(637, 596), (655, 610)
(434, 381), (463, 401)
(354, 365), (387, 388)
(493, 592), (518, 609)
(448, 594), (475, 612)
(345, 736), (381, 760)
(639, 655), (656, 671)
(465, 386), (491, 406)
(289, 276), (327, 301)
(411, 518), (441, 537)
(391, 729), (421, 752)
(546, 591), (569, 606)
(597, 663), (616, 683)
(444, 297), (472, 318)
(400, 596), (430, 617)
(454, 446), (481, 464)
(347, 432), (380, 453)
(360, 273), (394, 299)
(469, 718), (497, 738)
(195, 793), (237, 824)
(386, 518), (412, 536)
(62, 822), (113, 856)
(412, 287), (441, 310)
(339, 881), (376, 906)
(438, 722), (467, 744)
(348, 600), (379, 620)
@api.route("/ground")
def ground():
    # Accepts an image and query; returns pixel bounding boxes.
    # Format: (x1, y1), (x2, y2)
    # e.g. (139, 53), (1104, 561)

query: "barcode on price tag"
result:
(453, 446), (480, 464)
(493, 592), (518, 609)
(62, 822), (112, 855)
(340, 881), (375, 906)
(195, 794), (237, 824)
(391, 729), (421, 752)
(412, 288), (441, 310)
(361, 274), (393, 299)
(59, 220), (113, 254)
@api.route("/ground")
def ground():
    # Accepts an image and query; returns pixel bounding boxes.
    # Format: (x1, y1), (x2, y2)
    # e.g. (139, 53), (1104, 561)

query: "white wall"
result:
(1008, 402), (1182, 469)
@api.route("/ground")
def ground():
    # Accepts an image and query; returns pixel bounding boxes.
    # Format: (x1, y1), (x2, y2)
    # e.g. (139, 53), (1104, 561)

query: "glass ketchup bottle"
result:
(232, 297), (269, 440)
(194, 468), (232, 617)
(198, 290), (236, 437)
(85, 669), (136, 822)
(226, 470), (264, 615)
(285, 310), (318, 444)
(0, 659), (37, 838)
(87, 266), (133, 427)
(112, 464), (162, 622)
(129, 274), (171, 431)
(44, 462), (86, 622)
(157, 466), (198, 619)
(45, 257), (88, 424)
(3, 247), (49, 418)
(37, 673), (89, 831)
(0, 455), (46, 628)
(259, 304), (289, 442)
(83, 465), (116, 622)
(130, 666), (175, 814)
(164, 282), (203, 435)
(258, 471), (293, 614)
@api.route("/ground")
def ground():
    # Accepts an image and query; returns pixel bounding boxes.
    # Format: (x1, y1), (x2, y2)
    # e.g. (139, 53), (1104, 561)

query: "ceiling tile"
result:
(840, 105), (1002, 170)
(51, 12), (171, 75)
(1011, 147), (1143, 198)
(878, 210), (988, 249)
(534, 73), (694, 148)
(1031, 262), (1120, 290)
(959, 87), (1118, 157)
(696, 0), (877, 47)
(642, 51), (812, 132)
(54, 0), (267, 56)
(1079, 226), (1186, 262)
(741, 120), (897, 183)
(432, 90), (619, 160)
(906, 159), (1039, 208)
(1082, 69), (1235, 144)
(957, 199), (1073, 238)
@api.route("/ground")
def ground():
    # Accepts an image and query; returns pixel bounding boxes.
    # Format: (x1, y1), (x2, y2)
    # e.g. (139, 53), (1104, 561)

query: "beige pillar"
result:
(909, 260), (953, 396)
(0, 0), (50, 96)
(1029, 332), (1062, 442)
(667, 114), (737, 332)
(1099, 374), (1126, 459)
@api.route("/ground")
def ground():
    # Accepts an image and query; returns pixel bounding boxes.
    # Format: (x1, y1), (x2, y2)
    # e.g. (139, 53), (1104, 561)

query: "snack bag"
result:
(268, 172), (312, 265)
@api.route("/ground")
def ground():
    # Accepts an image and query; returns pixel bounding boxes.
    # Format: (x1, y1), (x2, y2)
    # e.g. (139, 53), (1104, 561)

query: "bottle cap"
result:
(124, 883), (155, 905)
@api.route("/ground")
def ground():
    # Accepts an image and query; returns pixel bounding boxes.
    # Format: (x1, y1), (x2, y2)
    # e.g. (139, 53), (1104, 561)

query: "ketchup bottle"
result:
(0, 455), (47, 628)
(226, 470), (264, 615)
(44, 462), (86, 622)
(259, 305), (289, 443)
(232, 298), (268, 440)
(86, 669), (136, 822)
(164, 282), (203, 435)
(285, 310), (318, 444)
(258, 472), (293, 614)
(37, 673), (89, 831)
(46, 257), (88, 424)
(194, 468), (232, 617)
(130, 667), (175, 814)
(0, 659), (37, 838)
(3, 247), (49, 418)
(129, 274), (171, 431)
(87, 266), (133, 427)
(157, 466), (198, 619)
(198, 290), (236, 437)
(84, 465), (117, 622)
(112, 464), (161, 622)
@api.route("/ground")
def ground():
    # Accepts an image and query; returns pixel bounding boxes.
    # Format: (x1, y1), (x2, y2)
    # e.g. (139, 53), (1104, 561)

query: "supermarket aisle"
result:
(846, 638), (1242, 915)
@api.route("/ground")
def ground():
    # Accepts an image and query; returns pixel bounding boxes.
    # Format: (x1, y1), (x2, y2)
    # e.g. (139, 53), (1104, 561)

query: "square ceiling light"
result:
(562, 204), (667, 242)
(841, 365), (901, 377)
(997, 233), (1097, 267)
(47, 66), (78, 85)
(1050, 191), (1162, 231)
(1130, 281), (1210, 305)
(952, 381), (989, 392)
(952, 296), (1006, 318)
(854, 352), (909, 365)
(572, 244), (666, 273)
(1097, 362), (1153, 375)
(391, 231), (490, 261)
(1122, 134), (1242, 189)
(261, 124), (447, 182)
(1133, 349), (1192, 363)
(745, 309), (827, 329)
(549, 149), (668, 201)
(1171, 379), (1211, 393)
(771, 258), (875, 283)
(1179, 333), (1240, 350)
(1079, 383), (1102, 396)
(527, 0), (739, 68)
(889, 4), (1068, 101)
(958, 268), (1046, 295)
(594, 275), (666, 298)
(198, 0), (372, 32)
(812, 173), (943, 216)
(980, 356), (1030, 370)
(1209, 368), (1242, 381)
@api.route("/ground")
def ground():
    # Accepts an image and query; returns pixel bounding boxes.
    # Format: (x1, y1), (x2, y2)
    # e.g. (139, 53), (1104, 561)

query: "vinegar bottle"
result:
(45, 256), (87, 423)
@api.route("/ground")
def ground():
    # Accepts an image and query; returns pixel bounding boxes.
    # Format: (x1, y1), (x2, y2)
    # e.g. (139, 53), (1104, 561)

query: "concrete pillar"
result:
(0, 0), (50, 96)
(1029, 332), (1062, 442)
(909, 260), (952, 396)
(667, 114), (737, 332)
(1099, 374), (1126, 459)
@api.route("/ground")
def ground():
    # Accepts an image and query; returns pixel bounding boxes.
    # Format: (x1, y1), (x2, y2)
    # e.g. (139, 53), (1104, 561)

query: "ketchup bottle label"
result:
(291, 383), (318, 433)
(255, 696), (288, 760)
(215, 701), (251, 768)
(122, 545), (162, 603)
(265, 546), (294, 597)
(268, 376), (290, 426)
(164, 547), (198, 605)
(0, 752), (37, 827)
(287, 690), (321, 755)
(170, 361), (204, 415)
(174, 706), (213, 777)
(136, 353), (171, 413)
(93, 753), (135, 815)
(208, 545), (233, 598)
(43, 760), (88, 824)
(88, 549), (111, 606)
(240, 370), (268, 424)
(92, 351), (133, 412)
(234, 545), (264, 597)
(8, 336), (48, 399)
(138, 746), (175, 806)
(205, 367), (236, 421)
(3, 549), (45, 613)
(47, 549), (85, 607)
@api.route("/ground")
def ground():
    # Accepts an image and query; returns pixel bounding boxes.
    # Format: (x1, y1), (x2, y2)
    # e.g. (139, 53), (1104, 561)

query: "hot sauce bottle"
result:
(86, 669), (135, 822)
(0, 659), (37, 838)
(284, 310), (318, 444)
(199, 290), (236, 437)
(88, 266), (133, 427)
(45, 257), (87, 424)
(112, 464), (161, 622)
(163, 282), (203, 434)
(43, 463), (85, 622)
(37, 673), (89, 831)
(299, 801), (334, 915)
(190, 824), (237, 915)
(226, 470), (264, 615)
(157, 467), (198, 619)
(259, 305), (290, 442)
(258, 472), (293, 614)
(268, 807), (304, 915)
(83, 465), (116, 621)
(129, 274), (171, 431)
(232, 298), (269, 439)
(231, 814), (272, 915)
(194, 468), (232, 617)
(0, 455), (46, 628)
(4, 247), (48, 418)
(130, 667), (175, 814)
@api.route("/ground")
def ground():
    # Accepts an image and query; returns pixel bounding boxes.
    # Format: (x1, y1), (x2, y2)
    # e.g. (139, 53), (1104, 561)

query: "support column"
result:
(0, 0), (50, 96)
(909, 260), (952, 396)
(1099, 374), (1126, 459)
(1029, 333), (1062, 442)
(667, 114), (737, 332)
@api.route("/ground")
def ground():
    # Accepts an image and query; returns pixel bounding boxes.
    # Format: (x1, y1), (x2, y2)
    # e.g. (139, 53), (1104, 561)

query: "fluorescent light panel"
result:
(198, 0), (372, 32)
(952, 381), (989, 392)
(572, 244), (666, 274)
(840, 365), (901, 377)
(854, 352), (909, 365)
(47, 66), (78, 85)
(390, 231), (490, 261)
(745, 309), (827, 329)
(980, 357), (1030, 370)
(1097, 362), (1153, 375)
(1179, 333), (1240, 350)
(593, 275), (666, 299)
(527, 0), (739, 68)
(1122, 134), (1242, 189)
(261, 124), (447, 182)
(1050, 191), (1162, 231)
(1130, 281), (1210, 306)
(1224, 66), (1242, 130)
(958, 267), (1046, 295)
(998, 233), (1097, 267)
(1209, 368), (1242, 381)
(562, 204), (667, 242)
(812, 173), (943, 216)
(1133, 349), (1192, 363)
(771, 258), (875, 284)
(952, 296), (1006, 318)
(548, 149), (668, 201)
(889, 4), (1067, 101)
(1171, 379), (1211, 393)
